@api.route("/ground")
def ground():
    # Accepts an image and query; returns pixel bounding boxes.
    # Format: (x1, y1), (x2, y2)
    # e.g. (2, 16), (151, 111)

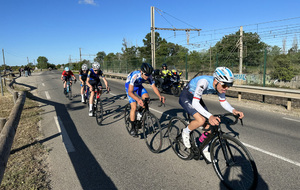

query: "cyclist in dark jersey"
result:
(61, 67), (76, 94)
(86, 62), (110, 116)
(79, 64), (89, 103)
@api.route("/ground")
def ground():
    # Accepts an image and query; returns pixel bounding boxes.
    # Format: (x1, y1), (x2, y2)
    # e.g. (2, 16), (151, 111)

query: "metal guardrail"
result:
(104, 73), (300, 110)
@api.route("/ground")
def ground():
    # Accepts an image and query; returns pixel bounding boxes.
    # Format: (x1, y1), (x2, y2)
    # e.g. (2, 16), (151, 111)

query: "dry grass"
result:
(0, 86), (50, 189)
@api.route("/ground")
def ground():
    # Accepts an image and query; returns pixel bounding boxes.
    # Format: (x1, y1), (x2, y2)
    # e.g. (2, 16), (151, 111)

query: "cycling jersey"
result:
(180, 75), (234, 119)
(125, 70), (155, 103)
(62, 70), (74, 76)
(88, 69), (103, 81)
(79, 69), (88, 81)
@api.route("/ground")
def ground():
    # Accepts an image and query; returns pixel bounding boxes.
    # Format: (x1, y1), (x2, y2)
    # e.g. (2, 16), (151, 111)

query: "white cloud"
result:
(78, 0), (97, 5)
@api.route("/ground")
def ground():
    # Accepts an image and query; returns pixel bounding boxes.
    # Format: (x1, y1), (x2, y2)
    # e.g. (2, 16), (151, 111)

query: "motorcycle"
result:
(153, 67), (183, 96)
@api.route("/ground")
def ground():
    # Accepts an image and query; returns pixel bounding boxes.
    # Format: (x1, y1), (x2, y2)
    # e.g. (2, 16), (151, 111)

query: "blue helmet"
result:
(65, 67), (70, 72)
(213, 67), (234, 85)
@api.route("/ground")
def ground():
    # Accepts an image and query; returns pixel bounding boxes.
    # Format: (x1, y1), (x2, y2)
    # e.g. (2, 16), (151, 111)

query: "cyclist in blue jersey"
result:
(125, 63), (166, 137)
(87, 62), (110, 116)
(79, 64), (89, 103)
(179, 67), (244, 162)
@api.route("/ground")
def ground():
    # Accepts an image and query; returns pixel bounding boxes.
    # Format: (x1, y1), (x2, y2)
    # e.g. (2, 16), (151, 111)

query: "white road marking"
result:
(45, 91), (51, 99)
(283, 117), (300, 123)
(54, 116), (75, 153)
(42, 83), (45, 86)
(243, 142), (300, 167)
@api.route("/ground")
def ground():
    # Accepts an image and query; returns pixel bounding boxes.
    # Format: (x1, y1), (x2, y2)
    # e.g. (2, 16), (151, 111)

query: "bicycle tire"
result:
(68, 87), (72, 100)
(96, 98), (103, 125)
(210, 134), (258, 190)
(167, 116), (194, 160)
(124, 103), (131, 135)
(142, 111), (163, 153)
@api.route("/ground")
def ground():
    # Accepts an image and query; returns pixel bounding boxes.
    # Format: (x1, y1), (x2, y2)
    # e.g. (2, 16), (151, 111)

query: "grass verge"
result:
(0, 85), (50, 190)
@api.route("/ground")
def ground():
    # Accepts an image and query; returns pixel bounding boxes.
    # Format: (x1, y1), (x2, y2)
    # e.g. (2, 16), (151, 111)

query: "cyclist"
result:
(87, 62), (110, 116)
(79, 64), (89, 103)
(61, 67), (76, 94)
(125, 62), (166, 137)
(158, 63), (171, 88)
(179, 67), (244, 162)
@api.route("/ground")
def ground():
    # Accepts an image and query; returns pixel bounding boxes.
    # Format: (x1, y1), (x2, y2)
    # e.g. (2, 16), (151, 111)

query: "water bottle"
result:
(199, 132), (209, 143)
(136, 111), (142, 121)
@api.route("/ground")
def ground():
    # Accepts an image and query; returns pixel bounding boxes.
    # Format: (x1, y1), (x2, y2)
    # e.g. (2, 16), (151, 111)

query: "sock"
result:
(203, 145), (209, 152)
(81, 94), (84, 98)
(89, 104), (93, 111)
(183, 126), (191, 134)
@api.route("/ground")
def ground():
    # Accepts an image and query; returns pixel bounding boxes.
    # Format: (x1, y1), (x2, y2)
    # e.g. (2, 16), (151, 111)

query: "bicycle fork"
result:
(218, 133), (235, 166)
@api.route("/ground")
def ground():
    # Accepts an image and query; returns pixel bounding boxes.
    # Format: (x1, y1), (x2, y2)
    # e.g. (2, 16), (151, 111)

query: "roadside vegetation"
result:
(0, 86), (50, 190)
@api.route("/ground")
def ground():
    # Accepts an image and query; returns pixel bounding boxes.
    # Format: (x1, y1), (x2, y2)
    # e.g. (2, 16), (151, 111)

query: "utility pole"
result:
(79, 48), (82, 62)
(151, 6), (156, 69)
(239, 26), (243, 74)
(27, 57), (29, 65)
(150, 6), (201, 69)
(2, 49), (5, 66)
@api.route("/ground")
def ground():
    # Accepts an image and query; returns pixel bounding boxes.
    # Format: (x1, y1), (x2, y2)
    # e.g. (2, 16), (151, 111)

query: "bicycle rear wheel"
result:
(95, 99), (103, 125)
(124, 103), (131, 134)
(167, 117), (193, 160)
(142, 111), (162, 153)
(210, 134), (258, 190)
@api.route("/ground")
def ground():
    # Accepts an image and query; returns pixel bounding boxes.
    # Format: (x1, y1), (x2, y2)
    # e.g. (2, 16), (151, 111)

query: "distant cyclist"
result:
(86, 62), (110, 116)
(61, 67), (76, 94)
(179, 67), (244, 162)
(79, 64), (89, 103)
(125, 63), (166, 137)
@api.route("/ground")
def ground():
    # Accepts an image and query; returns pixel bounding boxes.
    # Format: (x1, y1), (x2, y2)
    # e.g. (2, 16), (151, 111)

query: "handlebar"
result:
(203, 113), (243, 132)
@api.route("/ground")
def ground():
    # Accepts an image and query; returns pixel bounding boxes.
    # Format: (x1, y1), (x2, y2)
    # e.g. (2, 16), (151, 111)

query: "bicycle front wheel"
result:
(167, 117), (193, 160)
(210, 134), (258, 190)
(142, 111), (162, 153)
(96, 99), (103, 125)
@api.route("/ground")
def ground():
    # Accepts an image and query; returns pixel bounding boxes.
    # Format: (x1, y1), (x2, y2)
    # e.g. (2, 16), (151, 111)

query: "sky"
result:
(1, 0), (300, 66)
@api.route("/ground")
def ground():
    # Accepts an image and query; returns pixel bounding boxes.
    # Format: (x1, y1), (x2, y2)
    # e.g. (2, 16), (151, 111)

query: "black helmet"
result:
(141, 63), (153, 76)
(162, 63), (167, 68)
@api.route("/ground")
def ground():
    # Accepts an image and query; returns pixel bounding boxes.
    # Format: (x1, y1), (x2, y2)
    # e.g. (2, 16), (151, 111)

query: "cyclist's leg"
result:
(88, 80), (96, 114)
(125, 84), (140, 137)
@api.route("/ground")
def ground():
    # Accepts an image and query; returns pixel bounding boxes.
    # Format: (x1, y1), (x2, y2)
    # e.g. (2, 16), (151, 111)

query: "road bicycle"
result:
(63, 78), (76, 100)
(89, 87), (108, 125)
(124, 98), (163, 153)
(167, 113), (258, 190)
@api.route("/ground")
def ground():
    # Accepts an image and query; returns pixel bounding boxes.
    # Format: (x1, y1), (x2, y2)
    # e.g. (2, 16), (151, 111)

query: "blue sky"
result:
(1, 0), (300, 66)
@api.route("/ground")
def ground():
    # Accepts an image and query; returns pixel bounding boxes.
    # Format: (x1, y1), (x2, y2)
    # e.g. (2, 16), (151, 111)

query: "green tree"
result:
(271, 54), (295, 81)
(94, 51), (106, 63)
(37, 56), (49, 69)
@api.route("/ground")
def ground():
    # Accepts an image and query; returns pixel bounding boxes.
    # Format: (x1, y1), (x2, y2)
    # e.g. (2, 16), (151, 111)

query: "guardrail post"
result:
(13, 92), (18, 104)
(0, 76), (3, 96)
(0, 118), (6, 132)
(3, 78), (6, 87)
(238, 92), (242, 101)
(287, 98), (292, 111)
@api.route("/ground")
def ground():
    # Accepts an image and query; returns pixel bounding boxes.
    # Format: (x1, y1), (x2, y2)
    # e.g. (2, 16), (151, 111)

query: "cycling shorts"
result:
(88, 79), (102, 91)
(125, 83), (148, 103)
(63, 76), (72, 81)
(179, 87), (208, 117)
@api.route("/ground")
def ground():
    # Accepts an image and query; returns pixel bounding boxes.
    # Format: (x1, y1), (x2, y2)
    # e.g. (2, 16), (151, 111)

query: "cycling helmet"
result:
(81, 64), (88, 71)
(141, 63), (153, 76)
(92, 62), (100, 70)
(162, 63), (167, 68)
(65, 67), (70, 72)
(213, 67), (234, 86)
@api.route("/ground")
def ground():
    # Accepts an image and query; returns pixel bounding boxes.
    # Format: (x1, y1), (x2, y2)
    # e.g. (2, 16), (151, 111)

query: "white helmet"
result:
(92, 62), (100, 70)
(81, 64), (88, 71)
(65, 67), (70, 72)
(213, 67), (234, 85)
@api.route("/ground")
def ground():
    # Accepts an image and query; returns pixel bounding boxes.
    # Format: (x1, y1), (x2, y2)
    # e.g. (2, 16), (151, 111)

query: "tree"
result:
(37, 56), (49, 69)
(271, 54), (295, 82)
(94, 51), (106, 63)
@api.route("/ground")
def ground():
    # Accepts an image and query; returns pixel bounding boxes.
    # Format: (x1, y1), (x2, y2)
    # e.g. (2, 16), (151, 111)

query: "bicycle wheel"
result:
(68, 87), (72, 100)
(95, 98), (103, 125)
(167, 117), (193, 160)
(124, 103), (131, 134)
(210, 134), (258, 190)
(142, 111), (162, 153)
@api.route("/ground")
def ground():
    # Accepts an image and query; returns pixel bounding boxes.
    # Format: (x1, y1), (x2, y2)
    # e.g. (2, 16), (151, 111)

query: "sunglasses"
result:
(142, 72), (151, 77)
(220, 82), (233, 88)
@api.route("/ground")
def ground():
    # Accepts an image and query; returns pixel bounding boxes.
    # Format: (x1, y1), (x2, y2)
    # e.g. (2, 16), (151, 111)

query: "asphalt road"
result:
(16, 70), (300, 190)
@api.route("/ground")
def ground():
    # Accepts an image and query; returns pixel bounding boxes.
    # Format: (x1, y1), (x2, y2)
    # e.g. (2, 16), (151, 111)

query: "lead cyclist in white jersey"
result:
(179, 67), (244, 162)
